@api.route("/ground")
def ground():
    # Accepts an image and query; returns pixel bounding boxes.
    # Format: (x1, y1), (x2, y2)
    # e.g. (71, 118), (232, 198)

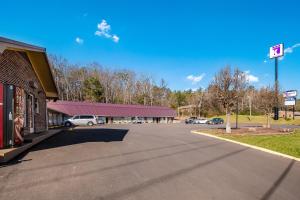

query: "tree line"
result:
(49, 54), (291, 130)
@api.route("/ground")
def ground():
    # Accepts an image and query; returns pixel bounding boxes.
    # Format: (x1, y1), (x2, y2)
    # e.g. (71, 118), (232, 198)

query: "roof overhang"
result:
(0, 37), (59, 99)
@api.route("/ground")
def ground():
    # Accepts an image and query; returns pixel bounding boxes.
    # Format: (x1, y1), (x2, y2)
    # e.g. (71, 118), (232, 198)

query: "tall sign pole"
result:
(269, 44), (284, 120)
(275, 57), (279, 118)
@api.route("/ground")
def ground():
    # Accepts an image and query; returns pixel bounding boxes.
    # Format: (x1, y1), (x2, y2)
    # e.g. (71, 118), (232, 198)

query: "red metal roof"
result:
(47, 101), (176, 117)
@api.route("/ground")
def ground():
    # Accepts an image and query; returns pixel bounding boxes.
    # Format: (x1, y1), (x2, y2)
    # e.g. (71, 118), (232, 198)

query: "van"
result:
(64, 115), (98, 127)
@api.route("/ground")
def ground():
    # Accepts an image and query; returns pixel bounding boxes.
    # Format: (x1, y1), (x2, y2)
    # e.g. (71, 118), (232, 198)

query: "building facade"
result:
(47, 101), (176, 125)
(0, 37), (58, 149)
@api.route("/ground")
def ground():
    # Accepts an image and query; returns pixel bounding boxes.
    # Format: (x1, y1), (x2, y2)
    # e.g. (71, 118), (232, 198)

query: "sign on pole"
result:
(284, 97), (296, 106)
(283, 90), (297, 98)
(269, 44), (284, 59)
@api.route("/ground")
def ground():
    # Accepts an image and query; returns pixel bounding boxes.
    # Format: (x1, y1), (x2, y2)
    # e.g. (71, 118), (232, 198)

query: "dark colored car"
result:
(208, 118), (224, 125)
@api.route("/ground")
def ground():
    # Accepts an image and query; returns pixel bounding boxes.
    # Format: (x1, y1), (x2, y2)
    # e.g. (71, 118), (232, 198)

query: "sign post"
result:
(293, 105), (295, 120)
(269, 44), (284, 120)
(283, 90), (297, 120)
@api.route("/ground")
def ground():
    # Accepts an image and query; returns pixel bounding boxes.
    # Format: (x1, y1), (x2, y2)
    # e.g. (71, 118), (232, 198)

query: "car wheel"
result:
(65, 122), (72, 127)
(87, 121), (94, 126)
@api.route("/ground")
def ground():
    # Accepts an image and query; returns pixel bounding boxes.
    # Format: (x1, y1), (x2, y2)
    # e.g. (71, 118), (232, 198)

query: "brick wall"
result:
(0, 50), (47, 133)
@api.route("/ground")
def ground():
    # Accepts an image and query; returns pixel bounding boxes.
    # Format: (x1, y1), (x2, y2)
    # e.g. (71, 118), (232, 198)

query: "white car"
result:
(193, 118), (208, 124)
(65, 115), (98, 127)
(132, 117), (144, 124)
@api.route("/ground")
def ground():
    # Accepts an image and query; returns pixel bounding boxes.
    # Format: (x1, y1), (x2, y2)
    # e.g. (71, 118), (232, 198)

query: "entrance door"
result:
(0, 83), (3, 148)
(28, 95), (34, 133)
(4, 85), (14, 147)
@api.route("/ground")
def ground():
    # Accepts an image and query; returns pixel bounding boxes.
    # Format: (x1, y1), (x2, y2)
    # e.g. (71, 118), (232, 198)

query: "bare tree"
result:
(257, 87), (275, 128)
(212, 67), (247, 133)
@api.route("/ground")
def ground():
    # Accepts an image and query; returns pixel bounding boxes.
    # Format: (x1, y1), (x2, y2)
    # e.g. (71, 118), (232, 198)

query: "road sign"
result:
(284, 97), (296, 106)
(269, 44), (284, 59)
(283, 90), (297, 98)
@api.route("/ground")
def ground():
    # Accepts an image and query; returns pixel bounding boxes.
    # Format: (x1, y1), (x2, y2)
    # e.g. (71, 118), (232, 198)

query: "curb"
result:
(0, 129), (63, 163)
(191, 130), (300, 162)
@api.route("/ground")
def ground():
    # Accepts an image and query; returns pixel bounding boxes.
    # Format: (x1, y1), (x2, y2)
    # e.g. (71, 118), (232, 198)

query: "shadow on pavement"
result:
(260, 160), (295, 200)
(1, 143), (242, 192)
(0, 128), (128, 168)
(14, 140), (209, 174)
(31, 128), (129, 152)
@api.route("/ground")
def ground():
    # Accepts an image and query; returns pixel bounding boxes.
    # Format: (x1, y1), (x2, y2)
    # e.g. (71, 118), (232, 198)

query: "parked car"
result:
(193, 118), (208, 124)
(64, 115), (98, 127)
(185, 117), (197, 124)
(207, 118), (224, 125)
(133, 117), (144, 124)
(97, 119), (105, 124)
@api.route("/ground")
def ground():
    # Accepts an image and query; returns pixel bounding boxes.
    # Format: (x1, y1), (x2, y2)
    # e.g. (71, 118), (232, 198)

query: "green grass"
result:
(209, 131), (300, 158)
(210, 115), (300, 125)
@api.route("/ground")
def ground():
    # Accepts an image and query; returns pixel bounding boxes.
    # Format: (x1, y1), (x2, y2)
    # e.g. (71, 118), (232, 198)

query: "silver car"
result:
(193, 118), (208, 124)
(65, 115), (98, 127)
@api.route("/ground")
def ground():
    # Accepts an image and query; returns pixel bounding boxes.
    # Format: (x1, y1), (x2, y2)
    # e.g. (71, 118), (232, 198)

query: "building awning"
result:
(0, 37), (58, 99)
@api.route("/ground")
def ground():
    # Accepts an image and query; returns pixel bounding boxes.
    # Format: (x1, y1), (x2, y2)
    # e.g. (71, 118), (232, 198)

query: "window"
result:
(48, 112), (53, 125)
(80, 115), (94, 119)
(73, 116), (80, 119)
(35, 98), (39, 114)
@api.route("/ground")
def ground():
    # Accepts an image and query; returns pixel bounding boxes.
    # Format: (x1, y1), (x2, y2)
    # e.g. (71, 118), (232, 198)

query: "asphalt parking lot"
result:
(0, 123), (299, 200)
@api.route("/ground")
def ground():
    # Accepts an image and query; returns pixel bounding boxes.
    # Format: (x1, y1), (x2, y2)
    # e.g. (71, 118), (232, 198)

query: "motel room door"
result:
(0, 83), (3, 148)
(28, 94), (34, 133)
(2, 85), (15, 148)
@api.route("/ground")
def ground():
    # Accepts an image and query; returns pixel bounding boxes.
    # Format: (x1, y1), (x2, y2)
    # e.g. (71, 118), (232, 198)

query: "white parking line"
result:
(191, 130), (300, 162)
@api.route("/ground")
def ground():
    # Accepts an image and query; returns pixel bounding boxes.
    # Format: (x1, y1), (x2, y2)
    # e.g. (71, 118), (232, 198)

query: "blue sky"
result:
(1, 0), (300, 93)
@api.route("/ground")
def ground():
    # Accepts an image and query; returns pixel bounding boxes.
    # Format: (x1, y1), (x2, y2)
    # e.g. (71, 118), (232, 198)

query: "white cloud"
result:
(112, 35), (120, 43)
(279, 43), (300, 60)
(263, 60), (267, 63)
(285, 43), (300, 53)
(186, 73), (205, 84)
(244, 71), (259, 83)
(185, 88), (200, 92)
(95, 19), (120, 43)
(75, 37), (84, 44)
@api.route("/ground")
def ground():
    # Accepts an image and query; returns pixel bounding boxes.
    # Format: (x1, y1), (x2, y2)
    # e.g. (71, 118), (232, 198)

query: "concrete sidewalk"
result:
(0, 129), (62, 163)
